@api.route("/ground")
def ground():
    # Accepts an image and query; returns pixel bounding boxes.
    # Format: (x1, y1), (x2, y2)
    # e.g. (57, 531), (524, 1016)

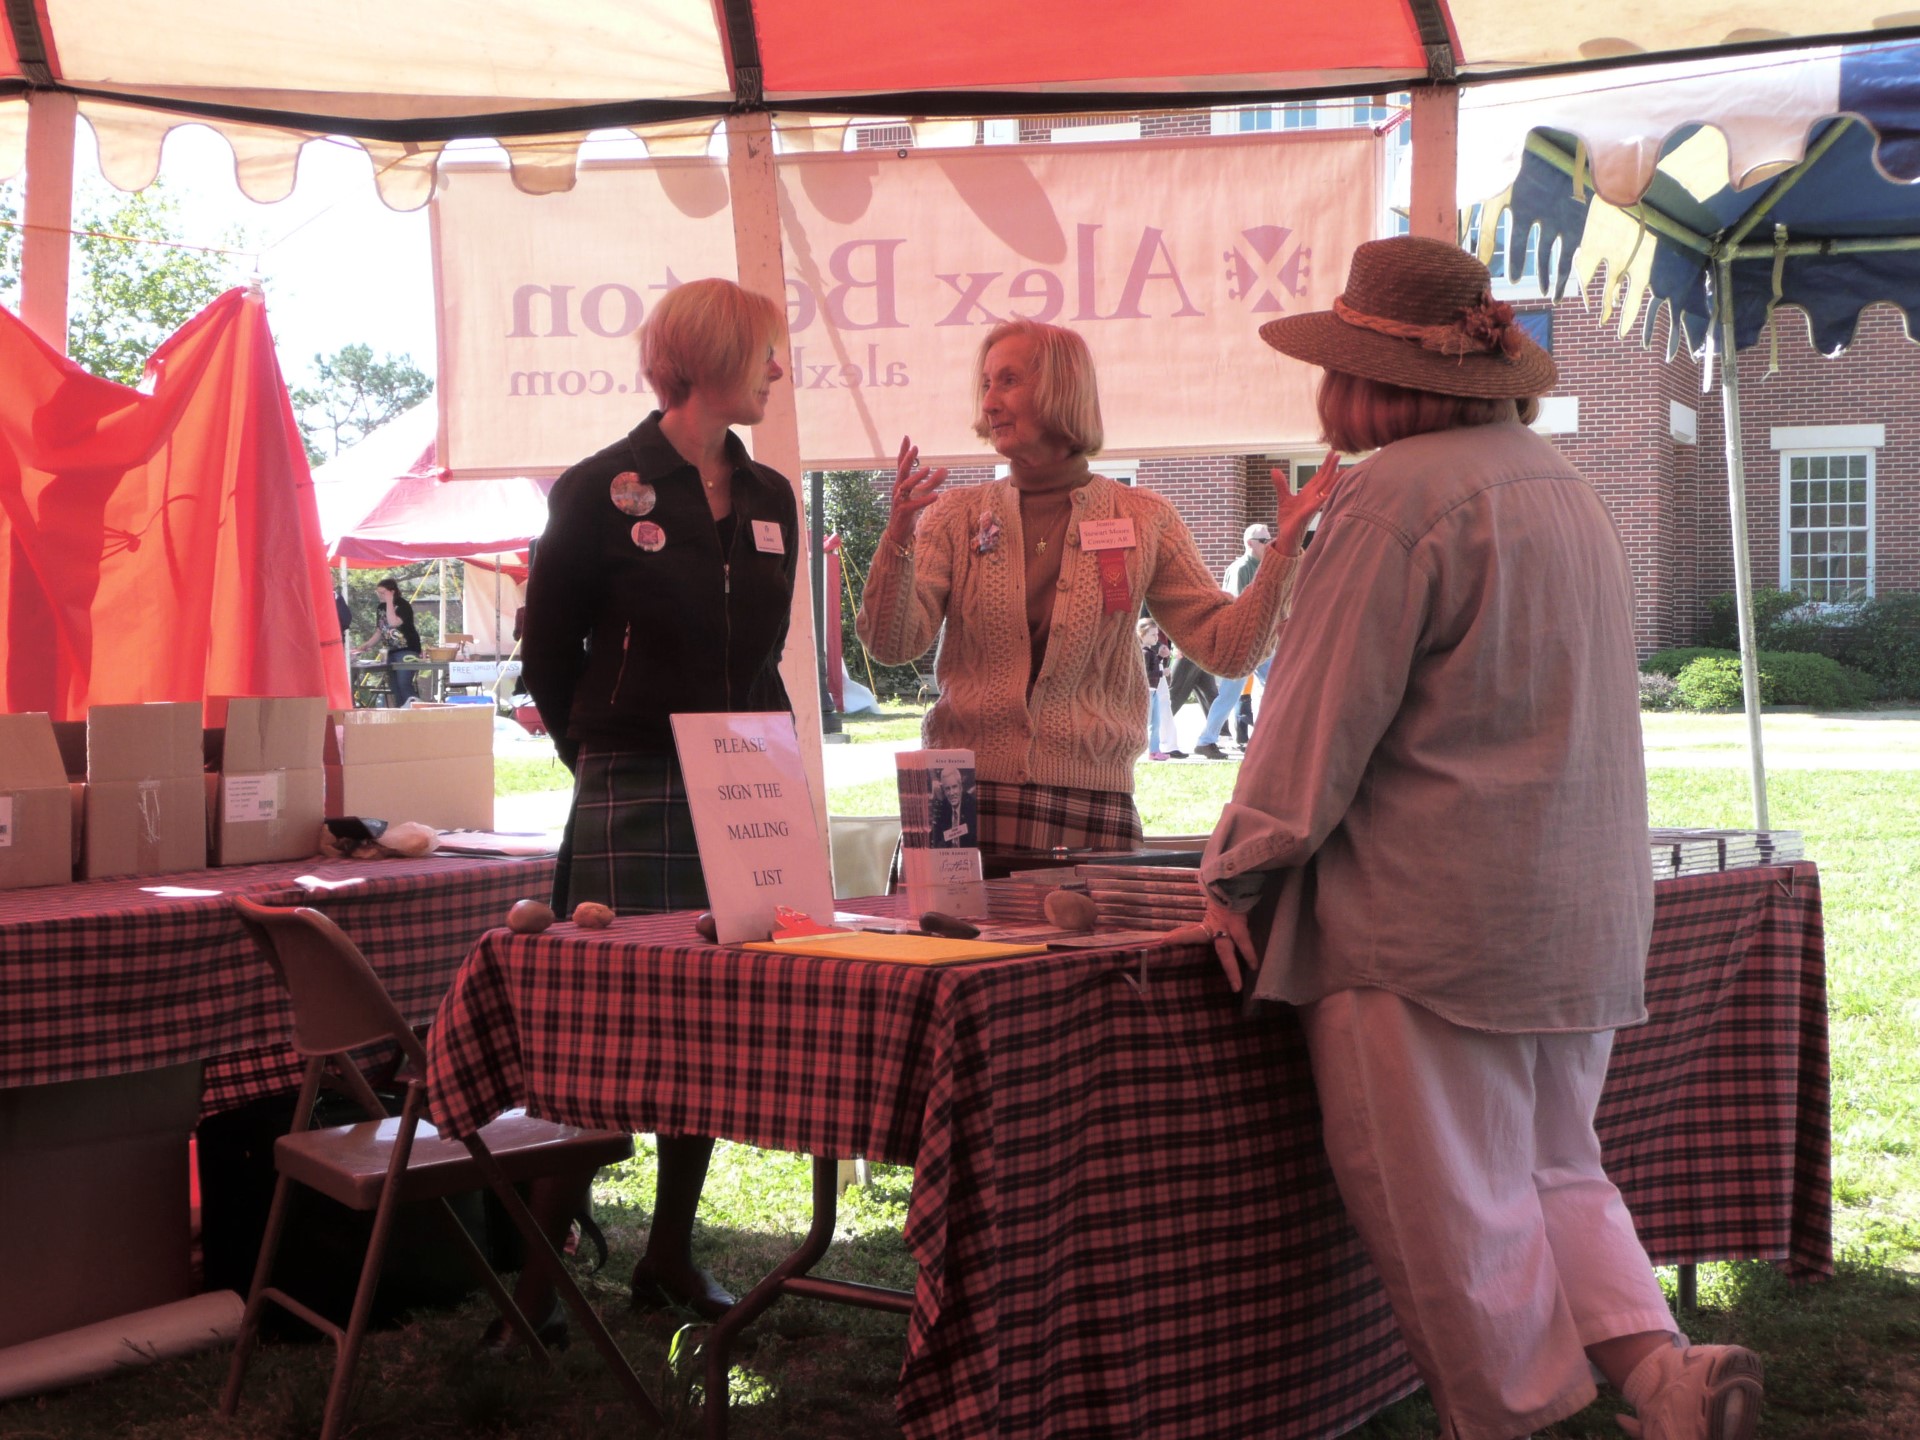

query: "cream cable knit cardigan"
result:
(858, 474), (1298, 794)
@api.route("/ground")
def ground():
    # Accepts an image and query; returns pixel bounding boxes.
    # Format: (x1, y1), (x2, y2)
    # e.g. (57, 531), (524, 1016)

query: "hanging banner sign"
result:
(433, 130), (1379, 472)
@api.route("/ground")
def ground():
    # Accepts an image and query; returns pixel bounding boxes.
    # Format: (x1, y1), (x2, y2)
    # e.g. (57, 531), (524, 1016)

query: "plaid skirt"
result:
(975, 779), (1143, 859)
(556, 746), (709, 916)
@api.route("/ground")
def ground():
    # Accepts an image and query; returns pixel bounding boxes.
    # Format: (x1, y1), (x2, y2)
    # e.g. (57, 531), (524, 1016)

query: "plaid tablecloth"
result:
(0, 854), (556, 1116)
(425, 862), (1829, 1440)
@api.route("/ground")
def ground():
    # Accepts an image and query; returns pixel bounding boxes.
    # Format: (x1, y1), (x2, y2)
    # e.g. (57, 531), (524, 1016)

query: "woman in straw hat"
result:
(1195, 237), (1762, 1440)
(858, 318), (1335, 868)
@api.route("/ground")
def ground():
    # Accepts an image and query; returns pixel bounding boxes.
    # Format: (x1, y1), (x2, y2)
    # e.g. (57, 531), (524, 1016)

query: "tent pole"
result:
(20, 91), (77, 353)
(1408, 86), (1460, 242)
(438, 558), (449, 642)
(727, 110), (830, 854)
(1713, 256), (1770, 829)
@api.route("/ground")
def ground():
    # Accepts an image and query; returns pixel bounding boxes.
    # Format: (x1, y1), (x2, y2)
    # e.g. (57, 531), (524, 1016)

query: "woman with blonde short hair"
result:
(858, 317), (1335, 867)
(1199, 236), (1763, 1440)
(517, 276), (797, 1342)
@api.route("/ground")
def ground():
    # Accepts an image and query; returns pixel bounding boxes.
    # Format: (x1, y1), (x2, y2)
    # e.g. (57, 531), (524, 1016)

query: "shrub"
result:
(1643, 647), (1733, 678)
(1701, 588), (1807, 649)
(1668, 650), (1880, 711)
(1833, 591), (1920, 700)
(1674, 656), (1746, 711)
(1758, 650), (1880, 708)
(1638, 672), (1681, 711)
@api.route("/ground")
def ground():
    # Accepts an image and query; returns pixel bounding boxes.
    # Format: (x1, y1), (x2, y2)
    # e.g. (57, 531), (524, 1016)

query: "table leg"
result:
(1676, 1263), (1697, 1313)
(701, 1155), (912, 1440)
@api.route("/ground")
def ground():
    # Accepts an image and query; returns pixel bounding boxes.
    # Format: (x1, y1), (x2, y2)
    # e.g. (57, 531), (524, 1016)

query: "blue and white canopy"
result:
(1462, 41), (1920, 355)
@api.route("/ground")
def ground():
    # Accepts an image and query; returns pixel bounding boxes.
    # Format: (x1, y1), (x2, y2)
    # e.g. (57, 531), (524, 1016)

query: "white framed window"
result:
(1780, 449), (1874, 602)
(1462, 204), (1546, 299)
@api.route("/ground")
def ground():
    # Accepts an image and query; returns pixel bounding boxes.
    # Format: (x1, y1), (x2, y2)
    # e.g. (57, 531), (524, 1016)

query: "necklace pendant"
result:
(1036, 539), (1047, 553)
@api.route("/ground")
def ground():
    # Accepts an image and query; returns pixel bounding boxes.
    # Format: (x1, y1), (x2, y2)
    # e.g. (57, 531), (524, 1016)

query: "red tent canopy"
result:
(313, 403), (554, 568)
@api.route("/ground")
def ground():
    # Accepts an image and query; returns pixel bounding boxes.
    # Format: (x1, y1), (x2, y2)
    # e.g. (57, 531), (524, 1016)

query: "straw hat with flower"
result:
(1259, 236), (1556, 399)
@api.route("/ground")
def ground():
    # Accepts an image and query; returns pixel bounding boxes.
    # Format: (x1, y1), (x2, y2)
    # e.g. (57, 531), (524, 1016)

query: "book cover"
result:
(896, 748), (988, 917)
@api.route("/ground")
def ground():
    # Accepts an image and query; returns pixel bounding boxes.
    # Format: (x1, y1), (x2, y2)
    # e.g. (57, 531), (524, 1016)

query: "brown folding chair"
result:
(220, 896), (660, 1440)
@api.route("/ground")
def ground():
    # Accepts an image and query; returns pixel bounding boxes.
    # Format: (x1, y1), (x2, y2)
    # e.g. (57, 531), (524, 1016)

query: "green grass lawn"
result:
(9, 722), (1917, 1438)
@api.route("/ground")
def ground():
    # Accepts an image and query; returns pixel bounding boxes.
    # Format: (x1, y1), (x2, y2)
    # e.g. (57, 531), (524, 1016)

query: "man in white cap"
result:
(1192, 520), (1275, 759)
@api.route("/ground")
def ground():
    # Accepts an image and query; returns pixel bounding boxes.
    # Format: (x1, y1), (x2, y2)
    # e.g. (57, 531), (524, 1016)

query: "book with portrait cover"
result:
(896, 749), (987, 917)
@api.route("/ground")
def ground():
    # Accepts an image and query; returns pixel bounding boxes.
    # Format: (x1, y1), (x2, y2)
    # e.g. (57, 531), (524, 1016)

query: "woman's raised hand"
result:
(1272, 449), (1344, 555)
(884, 436), (950, 550)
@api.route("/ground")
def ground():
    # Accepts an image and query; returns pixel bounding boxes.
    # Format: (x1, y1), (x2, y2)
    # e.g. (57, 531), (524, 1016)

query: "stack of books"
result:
(986, 869), (1084, 923)
(1075, 860), (1206, 932)
(1751, 830), (1806, 865)
(1648, 826), (1807, 877)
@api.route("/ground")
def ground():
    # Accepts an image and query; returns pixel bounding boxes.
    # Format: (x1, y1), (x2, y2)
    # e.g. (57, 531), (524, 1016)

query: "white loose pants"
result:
(1300, 988), (1676, 1440)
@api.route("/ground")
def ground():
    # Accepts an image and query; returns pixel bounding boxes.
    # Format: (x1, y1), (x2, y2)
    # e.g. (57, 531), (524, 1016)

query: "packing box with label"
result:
(0, 712), (77, 890)
(204, 696), (328, 865)
(66, 702), (208, 879)
(325, 705), (494, 832)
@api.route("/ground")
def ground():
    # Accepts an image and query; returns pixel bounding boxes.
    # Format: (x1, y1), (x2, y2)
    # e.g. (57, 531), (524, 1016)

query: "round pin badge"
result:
(609, 471), (656, 516)
(631, 520), (666, 552)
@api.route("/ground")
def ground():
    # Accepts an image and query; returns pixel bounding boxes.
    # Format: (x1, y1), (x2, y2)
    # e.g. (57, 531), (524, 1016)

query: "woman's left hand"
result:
(1168, 900), (1259, 993)
(1271, 449), (1343, 555)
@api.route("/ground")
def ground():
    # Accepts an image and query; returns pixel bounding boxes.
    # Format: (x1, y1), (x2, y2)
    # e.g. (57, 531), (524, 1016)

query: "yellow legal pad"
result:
(741, 932), (1048, 965)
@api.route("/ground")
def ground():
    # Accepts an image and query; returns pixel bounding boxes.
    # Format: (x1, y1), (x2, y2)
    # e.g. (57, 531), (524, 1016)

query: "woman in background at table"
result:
(857, 318), (1334, 867)
(1198, 237), (1763, 1440)
(517, 277), (797, 1340)
(354, 578), (421, 707)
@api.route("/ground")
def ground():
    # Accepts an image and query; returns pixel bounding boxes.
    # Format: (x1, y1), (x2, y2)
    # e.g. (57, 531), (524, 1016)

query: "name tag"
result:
(753, 520), (785, 554)
(1078, 518), (1136, 551)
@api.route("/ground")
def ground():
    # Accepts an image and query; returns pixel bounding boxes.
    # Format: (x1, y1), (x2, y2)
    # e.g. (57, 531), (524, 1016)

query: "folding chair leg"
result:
(319, 1155), (416, 1440)
(423, 1193), (555, 1362)
(462, 1138), (665, 1433)
(220, 1169), (300, 1416)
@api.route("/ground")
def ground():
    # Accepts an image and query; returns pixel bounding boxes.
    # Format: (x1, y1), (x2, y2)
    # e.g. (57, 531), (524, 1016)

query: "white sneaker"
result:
(1618, 1343), (1764, 1440)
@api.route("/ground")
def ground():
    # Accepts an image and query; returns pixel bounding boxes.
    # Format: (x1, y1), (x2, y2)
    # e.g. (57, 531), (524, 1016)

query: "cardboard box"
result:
(76, 702), (208, 879)
(0, 712), (76, 890)
(204, 696), (327, 865)
(325, 705), (494, 832)
(0, 1062), (201, 1347)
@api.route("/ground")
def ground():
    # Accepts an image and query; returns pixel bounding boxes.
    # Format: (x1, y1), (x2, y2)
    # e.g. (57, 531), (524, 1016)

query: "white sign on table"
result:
(672, 712), (836, 943)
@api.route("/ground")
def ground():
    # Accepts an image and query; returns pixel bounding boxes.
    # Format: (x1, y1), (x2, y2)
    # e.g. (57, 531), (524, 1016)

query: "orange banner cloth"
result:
(0, 288), (348, 719)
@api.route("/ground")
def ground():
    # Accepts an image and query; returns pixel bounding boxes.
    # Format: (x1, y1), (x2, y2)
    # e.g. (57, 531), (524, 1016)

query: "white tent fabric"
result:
(6, 2), (1919, 209)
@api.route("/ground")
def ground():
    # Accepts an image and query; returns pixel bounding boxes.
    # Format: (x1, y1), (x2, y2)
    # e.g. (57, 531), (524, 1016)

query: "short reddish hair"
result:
(1316, 369), (1540, 454)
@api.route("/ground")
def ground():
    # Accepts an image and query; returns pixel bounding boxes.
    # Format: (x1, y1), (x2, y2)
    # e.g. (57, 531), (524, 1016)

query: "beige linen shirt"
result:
(1200, 422), (1653, 1033)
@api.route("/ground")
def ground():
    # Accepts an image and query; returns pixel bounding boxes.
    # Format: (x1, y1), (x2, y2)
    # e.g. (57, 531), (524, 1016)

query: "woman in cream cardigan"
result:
(858, 318), (1335, 865)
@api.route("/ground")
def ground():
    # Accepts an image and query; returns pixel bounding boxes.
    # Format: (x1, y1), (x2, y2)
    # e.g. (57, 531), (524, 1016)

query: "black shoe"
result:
(478, 1299), (568, 1356)
(630, 1256), (735, 1320)
(1164, 749), (1188, 759)
(1193, 742), (1230, 760)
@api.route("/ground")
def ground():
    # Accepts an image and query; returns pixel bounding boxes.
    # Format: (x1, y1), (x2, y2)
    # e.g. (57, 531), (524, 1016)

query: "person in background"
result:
(1139, 618), (1176, 760)
(1161, 642), (1213, 755)
(858, 317), (1334, 868)
(517, 276), (798, 1344)
(1199, 236), (1762, 1440)
(1190, 520), (1274, 758)
(354, 578), (421, 706)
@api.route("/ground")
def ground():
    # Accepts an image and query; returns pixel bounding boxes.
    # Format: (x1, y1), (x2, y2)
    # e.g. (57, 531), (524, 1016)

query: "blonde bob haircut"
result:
(641, 278), (785, 412)
(971, 319), (1105, 457)
(1316, 368), (1540, 456)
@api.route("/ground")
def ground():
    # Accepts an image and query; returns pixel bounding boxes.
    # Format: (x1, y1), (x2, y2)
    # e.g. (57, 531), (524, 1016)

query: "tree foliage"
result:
(807, 469), (924, 702)
(1, 179), (235, 386)
(293, 343), (434, 463)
